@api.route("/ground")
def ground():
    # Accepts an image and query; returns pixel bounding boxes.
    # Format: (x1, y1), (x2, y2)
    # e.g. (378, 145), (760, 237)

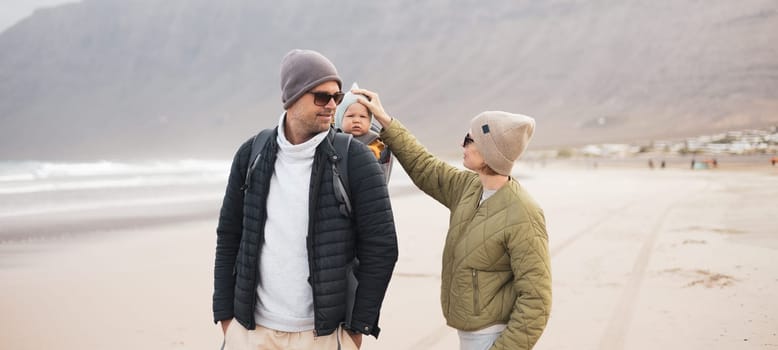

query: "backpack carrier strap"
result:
(241, 128), (275, 191)
(330, 132), (353, 217)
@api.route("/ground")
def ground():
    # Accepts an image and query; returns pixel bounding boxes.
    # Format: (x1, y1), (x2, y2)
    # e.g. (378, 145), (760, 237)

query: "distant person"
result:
(213, 49), (398, 350)
(648, 159), (654, 169)
(772, 157), (777, 166)
(334, 82), (393, 182)
(691, 158), (696, 170)
(713, 158), (718, 168)
(353, 87), (552, 350)
(660, 160), (666, 169)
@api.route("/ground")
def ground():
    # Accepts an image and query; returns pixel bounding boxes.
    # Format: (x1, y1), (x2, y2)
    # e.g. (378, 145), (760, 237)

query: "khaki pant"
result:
(223, 320), (359, 350)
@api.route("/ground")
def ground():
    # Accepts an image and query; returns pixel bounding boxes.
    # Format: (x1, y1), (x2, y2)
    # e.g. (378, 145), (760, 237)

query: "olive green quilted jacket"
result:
(381, 120), (551, 349)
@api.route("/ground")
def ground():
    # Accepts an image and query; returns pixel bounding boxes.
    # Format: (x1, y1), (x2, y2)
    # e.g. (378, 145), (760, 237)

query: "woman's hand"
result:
(352, 88), (392, 129)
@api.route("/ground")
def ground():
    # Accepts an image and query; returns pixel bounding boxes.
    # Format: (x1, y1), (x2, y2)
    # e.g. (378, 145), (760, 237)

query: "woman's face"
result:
(462, 133), (487, 172)
(341, 103), (371, 136)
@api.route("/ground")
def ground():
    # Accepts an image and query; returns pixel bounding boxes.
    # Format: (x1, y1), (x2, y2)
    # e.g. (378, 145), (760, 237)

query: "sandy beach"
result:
(1, 162), (776, 349)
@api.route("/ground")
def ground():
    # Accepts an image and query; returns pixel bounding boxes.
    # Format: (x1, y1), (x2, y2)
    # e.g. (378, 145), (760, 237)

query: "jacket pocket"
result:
(472, 269), (480, 316)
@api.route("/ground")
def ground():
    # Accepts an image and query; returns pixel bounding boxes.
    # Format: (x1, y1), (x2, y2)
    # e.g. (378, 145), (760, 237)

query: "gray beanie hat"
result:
(470, 111), (535, 176)
(280, 49), (342, 109)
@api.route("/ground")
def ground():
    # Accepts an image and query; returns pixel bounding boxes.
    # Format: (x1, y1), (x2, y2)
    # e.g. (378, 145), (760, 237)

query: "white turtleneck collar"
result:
(276, 112), (329, 158)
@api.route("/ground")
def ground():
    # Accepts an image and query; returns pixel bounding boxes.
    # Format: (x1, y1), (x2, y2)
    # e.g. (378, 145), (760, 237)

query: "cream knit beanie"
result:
(469, 111), (535, 175)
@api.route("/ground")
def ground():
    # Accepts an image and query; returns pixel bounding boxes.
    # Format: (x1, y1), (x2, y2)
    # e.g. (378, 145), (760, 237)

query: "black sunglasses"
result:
(462, 134), (474, 147)
(309, 91), (345, 106)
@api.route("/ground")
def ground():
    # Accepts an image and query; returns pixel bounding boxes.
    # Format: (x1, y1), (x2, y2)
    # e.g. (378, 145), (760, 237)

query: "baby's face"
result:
(341, 103), (371, 136)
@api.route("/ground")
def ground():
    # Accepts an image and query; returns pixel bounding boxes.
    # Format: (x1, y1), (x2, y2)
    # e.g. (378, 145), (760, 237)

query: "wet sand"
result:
(1, 164), (776, 349)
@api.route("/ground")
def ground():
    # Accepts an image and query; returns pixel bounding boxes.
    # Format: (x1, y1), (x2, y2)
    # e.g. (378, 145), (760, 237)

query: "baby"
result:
(334, 82), (392, 181)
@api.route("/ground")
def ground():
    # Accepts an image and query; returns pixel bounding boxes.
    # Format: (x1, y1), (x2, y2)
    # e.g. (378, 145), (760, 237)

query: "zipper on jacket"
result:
(307, 149), (326, 334)
(472, 269), (480, 316)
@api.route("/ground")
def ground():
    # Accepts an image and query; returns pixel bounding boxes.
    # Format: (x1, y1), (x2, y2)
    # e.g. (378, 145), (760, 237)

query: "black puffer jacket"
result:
(213, 127), (398, 337)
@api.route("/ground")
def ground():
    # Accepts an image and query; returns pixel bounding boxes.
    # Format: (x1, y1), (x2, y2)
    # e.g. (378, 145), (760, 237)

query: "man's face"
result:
(341, 103), (371, 137)
(285, 80), (340, 143)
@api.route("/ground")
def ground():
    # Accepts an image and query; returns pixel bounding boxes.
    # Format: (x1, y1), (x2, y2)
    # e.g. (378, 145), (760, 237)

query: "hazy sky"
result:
(0, 0), (76, 33)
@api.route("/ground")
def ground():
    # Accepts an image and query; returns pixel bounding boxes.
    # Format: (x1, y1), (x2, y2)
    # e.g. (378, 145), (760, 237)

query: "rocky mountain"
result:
(1, 0), (776, 160)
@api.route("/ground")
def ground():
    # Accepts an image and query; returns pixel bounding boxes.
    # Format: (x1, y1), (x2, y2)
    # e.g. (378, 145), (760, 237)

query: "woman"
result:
(353, 87), (551, 350)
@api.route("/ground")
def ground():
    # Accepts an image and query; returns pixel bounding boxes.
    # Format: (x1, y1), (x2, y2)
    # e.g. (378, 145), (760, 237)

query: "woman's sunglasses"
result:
(309, 91), (345, 106)
(462, 134), (474, 147)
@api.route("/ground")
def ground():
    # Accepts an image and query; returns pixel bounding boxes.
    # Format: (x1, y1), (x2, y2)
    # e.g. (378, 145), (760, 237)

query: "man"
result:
(213, 49), (398, 350)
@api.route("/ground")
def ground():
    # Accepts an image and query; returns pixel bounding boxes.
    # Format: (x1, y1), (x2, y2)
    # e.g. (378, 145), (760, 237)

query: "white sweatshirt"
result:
(254, 115), (329, 332)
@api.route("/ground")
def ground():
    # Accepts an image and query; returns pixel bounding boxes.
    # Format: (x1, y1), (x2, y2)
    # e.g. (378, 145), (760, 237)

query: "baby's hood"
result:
(334, 82), (373, 129)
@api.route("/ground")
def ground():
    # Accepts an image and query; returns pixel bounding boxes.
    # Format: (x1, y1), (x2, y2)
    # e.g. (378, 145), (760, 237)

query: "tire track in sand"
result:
(550, 201), (638, 258)
(597, 203), (675, 350)
(597, 179), (712, 349)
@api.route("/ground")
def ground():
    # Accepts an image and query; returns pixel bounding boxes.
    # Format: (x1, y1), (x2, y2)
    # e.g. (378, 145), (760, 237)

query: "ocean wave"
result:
(0, 193), (223, 218)
(0, 160), (230, 194)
